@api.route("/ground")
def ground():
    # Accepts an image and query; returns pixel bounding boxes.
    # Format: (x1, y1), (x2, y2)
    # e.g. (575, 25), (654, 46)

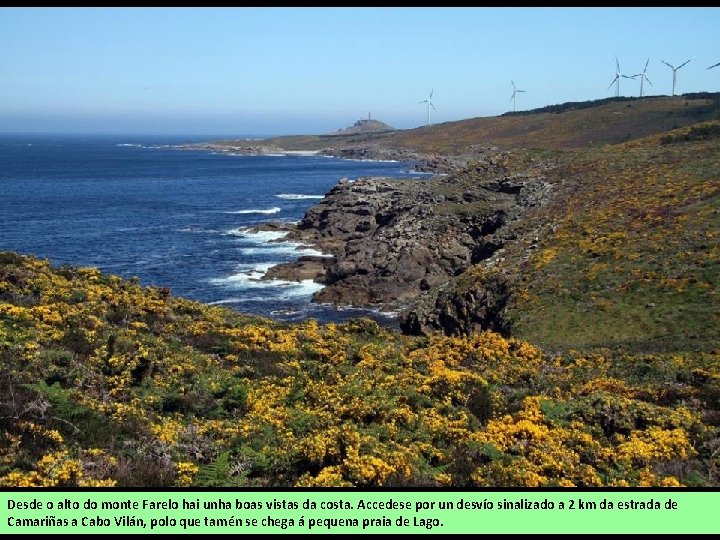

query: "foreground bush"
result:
(1, 253), (718, 486)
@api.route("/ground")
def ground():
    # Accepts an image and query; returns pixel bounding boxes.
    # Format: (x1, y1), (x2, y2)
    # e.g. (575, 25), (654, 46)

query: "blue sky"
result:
(1, 7), (718, 135)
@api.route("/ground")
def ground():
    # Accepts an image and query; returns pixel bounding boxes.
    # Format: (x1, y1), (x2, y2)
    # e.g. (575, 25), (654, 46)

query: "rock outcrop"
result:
(269, 177), (513, 306)
(399, 271), (512, 336)
(264, 153), (556, 334)
(330, 118), (395, 136)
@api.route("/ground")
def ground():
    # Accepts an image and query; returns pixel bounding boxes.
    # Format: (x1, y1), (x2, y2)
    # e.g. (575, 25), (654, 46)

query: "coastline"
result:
(247, 155), (553, 337)
(176, 94), (720, 344)
(177, 140), (470, 175)
(176, 132), (543, 335)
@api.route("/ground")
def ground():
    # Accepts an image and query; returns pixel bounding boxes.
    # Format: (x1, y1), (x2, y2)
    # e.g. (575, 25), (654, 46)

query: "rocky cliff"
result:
(264, 152), (556, 333)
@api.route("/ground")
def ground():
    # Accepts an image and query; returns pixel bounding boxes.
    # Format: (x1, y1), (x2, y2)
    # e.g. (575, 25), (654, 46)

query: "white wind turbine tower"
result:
(631, 58), (653, 97)
(510, 80), (526, 112)
(661, 59), (692, 96)
(608, 56), (635, 97)
(419, 89), (436, 126)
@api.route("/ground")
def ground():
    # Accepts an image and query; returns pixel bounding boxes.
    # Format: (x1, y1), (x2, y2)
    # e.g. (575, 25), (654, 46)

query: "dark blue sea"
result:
(0, 134), (428, 324)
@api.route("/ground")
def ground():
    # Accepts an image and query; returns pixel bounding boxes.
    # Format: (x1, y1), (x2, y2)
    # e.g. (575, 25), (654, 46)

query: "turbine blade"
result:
(678, 59), (692, 70)
(430, 103), (437, 112)
(429, 88), (434, 99)
(645, 76), (653, 86)
(661, 60), (674, 69)
(708, 62), (720, 70)
(517, 89), (526, 93)
(622, 75), (637, 79)
(608, 75), (618, 88)
(615, 56), (620, 72)
(643, 58), (650, 73)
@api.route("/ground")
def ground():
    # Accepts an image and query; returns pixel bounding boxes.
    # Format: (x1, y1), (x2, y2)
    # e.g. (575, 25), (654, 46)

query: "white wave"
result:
(273, 279), (325, 296)
(282, 150), (320, 156)
(270, 308), (304, 316)
(317, 303), (399, 318)
(209, 296), (274, 305)
(239, 244), (326, 257)
(238, 245), (296, 256)
(340, 157), (399, 163)
(276, 193), (324, 200)
(224, 207), (281, 215)
(296, 248), (327, 257)
(225, 228), (289, 241)
(115, 143), (168, 149)
(230, 229), (329, 257)
(208, 263), (274, 286)
(210, 264), (324, 297)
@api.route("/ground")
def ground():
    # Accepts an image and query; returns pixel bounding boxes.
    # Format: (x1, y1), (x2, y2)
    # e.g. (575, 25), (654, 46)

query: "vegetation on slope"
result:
(505, 122), (720, 352)
(1, 253), (718, 487)
(405, 120), (719, 354)
(210, 94), (720, 156)
(390, 94), (720, 153)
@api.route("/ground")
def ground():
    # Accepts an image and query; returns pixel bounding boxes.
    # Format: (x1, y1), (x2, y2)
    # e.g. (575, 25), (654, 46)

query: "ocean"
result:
(0, 133), (427, 324)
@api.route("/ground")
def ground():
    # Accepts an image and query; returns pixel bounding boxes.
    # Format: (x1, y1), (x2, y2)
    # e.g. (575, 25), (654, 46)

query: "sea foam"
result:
(210, 263), (324, 297)
(225, 228), (289, 241)
(239, 244), (325, 257)
(224, 207), (282, 215)
(276, 193), (324, 200)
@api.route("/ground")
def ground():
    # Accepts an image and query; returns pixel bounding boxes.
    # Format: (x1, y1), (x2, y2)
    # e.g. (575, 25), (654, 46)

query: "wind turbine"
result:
(419, 89), (436, 126)
(661, 59), (691, 96)
(510, 80), (526, 112)
(608, 56), (635, 97)
(631, 58), (653, 97)
(708, 62), (720, 70)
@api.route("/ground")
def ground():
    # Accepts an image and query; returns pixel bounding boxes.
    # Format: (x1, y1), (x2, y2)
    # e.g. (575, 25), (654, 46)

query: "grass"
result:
(210, 94), (720, 156)
(391, 95), (720, 153)
(475, 121), (720, 353)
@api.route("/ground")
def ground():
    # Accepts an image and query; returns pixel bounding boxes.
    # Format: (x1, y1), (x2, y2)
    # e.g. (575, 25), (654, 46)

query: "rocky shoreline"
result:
(253, 152), (555, 335)
(179, 141), (316, 157)
(180, 128), (560, 336)
(178, 141), (470, 175)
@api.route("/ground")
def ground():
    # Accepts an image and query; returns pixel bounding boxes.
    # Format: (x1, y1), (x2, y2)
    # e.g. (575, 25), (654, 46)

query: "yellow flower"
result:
(175, 461), (199, 487)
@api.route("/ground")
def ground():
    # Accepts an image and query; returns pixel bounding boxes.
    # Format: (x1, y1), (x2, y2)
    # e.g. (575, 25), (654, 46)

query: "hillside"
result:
(330, 118), (395, 136)
(255, 120), (719, 355)
(197, 94), (720, 159)
(2, 98), (719, 488)
(1, 253), (718, 487)
(388, 94), (720, 154)
(402, 121), (720, 353)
